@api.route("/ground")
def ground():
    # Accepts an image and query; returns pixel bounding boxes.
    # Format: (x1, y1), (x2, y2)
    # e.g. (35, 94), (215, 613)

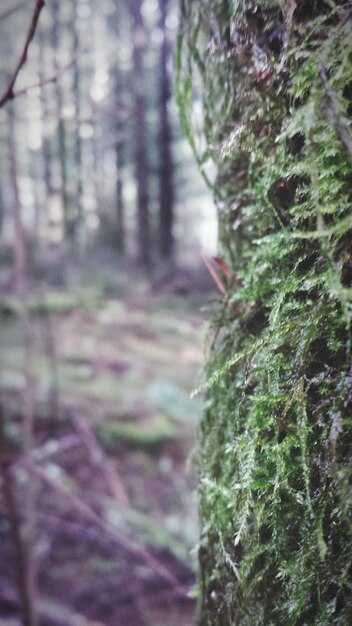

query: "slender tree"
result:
(51, 0), (71, 241)
(72, 0), (83, 246)
(39, 30), (53, 222)
(114, 72), (126, 255)
(130, 0), (151, 268)
(158, 0), (174, 260)
(0, 178), (4, 235)
(8, 103), (38, 626)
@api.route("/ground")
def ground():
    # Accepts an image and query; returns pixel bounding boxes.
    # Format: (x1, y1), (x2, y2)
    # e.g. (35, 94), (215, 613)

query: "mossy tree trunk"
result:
(177, 1), (352, 624)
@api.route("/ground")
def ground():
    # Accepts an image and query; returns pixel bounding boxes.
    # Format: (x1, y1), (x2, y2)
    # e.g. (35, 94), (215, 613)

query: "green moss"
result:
(0, 291), (101, 317)
(178, 0), (352, 623)
(96, 415), (177, 448)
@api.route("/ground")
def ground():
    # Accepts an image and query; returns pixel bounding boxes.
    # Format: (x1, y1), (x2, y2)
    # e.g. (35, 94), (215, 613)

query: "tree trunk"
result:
(8, 104), (38, 626)
(51, 0), (71, 242)
(130, 0), (151, 269)
(72, 1), (83, 246)
(178, 1), (352, 623)
(0, 178), (4, 235)
(114, 72), (126, 255)
(158, 0), (174, 260)
(38, 30), (53, 243)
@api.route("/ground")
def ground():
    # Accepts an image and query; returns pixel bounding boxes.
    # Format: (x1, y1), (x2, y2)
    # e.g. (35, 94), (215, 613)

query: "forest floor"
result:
(0, 282), (209, 626)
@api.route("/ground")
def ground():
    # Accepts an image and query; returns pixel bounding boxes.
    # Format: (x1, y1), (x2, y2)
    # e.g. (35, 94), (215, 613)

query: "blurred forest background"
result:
(0, 1), (216, 625)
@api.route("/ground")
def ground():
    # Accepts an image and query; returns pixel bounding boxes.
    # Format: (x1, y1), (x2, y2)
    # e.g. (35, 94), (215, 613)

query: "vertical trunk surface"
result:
(72, 1), (83, 246)
(158, 0), (174, 260)
(178, 1), (352, 624)
(52, 0), (71, 242)
(7, 105), (38, 626)
(131, 0), (151, 268)
(115, 71), (126, 255)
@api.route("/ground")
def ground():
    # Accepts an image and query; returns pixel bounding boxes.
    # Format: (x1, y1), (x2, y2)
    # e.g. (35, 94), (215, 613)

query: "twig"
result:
(0, 402), (36, 626)
(73, 415), (130, 506)
(0, 584), (108, 626)
(202, 254), (227, 295)
(36, 597), (109, 626)
(11, 59), (76, 101)
(38, 511), (113, 548)
(21, 458), (179, 588)
(31, 434), (80, 461)
(0, 0), (45, 108)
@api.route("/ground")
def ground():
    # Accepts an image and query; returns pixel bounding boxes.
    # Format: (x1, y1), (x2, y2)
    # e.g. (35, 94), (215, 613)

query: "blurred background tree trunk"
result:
(72, 0), (83, 248)
(130, 0), (151, 269)
(114, 71), (126, 256)
(158, 0), (174, 261)
(52, 0), (71, 243)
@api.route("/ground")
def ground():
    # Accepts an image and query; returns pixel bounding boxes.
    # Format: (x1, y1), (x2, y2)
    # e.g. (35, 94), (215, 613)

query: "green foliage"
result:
(178, 0), (352, 623)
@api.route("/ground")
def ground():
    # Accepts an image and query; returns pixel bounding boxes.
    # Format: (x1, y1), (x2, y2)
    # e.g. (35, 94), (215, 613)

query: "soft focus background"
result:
(0, 1), (217, 625)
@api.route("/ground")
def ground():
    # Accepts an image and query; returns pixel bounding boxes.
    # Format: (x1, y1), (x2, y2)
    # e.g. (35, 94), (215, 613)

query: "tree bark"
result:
(158, 0), (174, 260)
(7, 105), (38, 626)
(114, 73), (126, 255)
(0, 177), (4, 235)
(72, 1), (83, 246)
(179, 1), (352, 623)
(130, 0), (151, 269)
(51, 0), (71, 242)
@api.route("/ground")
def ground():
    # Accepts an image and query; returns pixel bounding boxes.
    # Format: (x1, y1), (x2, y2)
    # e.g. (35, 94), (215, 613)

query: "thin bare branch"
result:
(0, 0), (45, 108)
(21, 458), (179, 588)
(0, 584), (108, 626)
(32, 435), (80, 461)
(36, 597), (109, 626)
(12, 59), (76, 101)
(73, 415), (130, 506)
